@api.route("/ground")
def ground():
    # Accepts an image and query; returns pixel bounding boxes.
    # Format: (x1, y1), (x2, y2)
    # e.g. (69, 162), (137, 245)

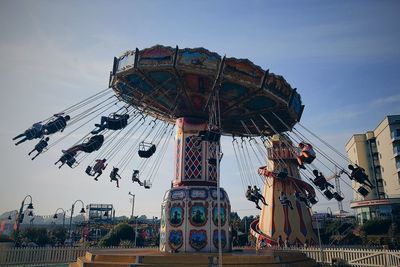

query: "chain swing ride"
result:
(14, 45), (374, 251)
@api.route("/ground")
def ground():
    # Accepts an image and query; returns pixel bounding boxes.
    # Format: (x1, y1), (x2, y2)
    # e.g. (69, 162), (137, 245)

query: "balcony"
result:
(392, 135), (400, 142)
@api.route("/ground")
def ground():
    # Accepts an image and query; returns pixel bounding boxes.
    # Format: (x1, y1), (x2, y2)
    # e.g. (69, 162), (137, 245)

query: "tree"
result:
(98, 223), (134, 246)
(51, 226), (67, 244)
(21, 227), (50, 246)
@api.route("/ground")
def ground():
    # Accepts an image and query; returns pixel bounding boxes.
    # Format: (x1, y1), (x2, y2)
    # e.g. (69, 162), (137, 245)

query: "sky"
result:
(0, 0), (399, 220)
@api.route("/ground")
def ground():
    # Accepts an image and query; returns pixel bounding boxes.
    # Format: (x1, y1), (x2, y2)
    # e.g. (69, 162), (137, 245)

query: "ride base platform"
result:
(69, 247), (318, 267)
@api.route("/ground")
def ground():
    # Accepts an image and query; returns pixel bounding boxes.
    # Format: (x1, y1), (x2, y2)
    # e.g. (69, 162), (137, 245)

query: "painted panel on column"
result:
(189, 202), (208, 227)
(189, 229), (207, 251)
(212, 205), (226, 227)
(213, 229), (227, 249)
(169, 203), (184, 227)
(168, 230), (183, 251)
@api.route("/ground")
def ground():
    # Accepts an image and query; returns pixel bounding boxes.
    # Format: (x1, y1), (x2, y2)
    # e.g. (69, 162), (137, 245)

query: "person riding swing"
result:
(131, 169), (144, 186)
(110, 167), (122, 188)
(279, 192), (294, 210)
(64, 135), (104, 154)
(297, 142), (316, 169)
(54, 150), (77, 169)
(28, 137), (50, 160)
(252, 186), (267, 206)
(295, 191), (311, 208)
(347, 164), (374, 189)
(86, 159), (108, 180)
(245, 186), (261, 210)
(13, 122), (45, 146)
(44, 114), (71, 135)
(312, 170), (334, 191)
(91, 113), (129, 134)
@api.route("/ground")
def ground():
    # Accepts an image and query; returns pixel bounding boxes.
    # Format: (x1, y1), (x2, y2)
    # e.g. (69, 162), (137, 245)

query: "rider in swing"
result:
(296, 142), (316, 169)
(346, 164), (375, 189)
(110, 167), (122, 188)
(245, 186), (262, 210)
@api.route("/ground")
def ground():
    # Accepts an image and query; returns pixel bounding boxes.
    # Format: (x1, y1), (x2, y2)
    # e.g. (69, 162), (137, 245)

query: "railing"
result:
(276, 246), (400, 267)
(0, 246), (87, 266)
(0, 246), (156, 266)
(2, 245), (400, 266)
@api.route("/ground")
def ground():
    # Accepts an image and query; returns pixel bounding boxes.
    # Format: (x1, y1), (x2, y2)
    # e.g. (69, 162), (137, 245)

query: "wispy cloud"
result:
(371, 94), (400, 107)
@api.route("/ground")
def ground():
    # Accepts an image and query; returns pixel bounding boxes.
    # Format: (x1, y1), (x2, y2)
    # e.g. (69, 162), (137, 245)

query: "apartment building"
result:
(345, 115), (400, 223)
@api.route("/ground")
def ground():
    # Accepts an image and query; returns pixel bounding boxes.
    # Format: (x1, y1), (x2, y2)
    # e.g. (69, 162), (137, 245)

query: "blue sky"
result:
(0, 0), (399, 219)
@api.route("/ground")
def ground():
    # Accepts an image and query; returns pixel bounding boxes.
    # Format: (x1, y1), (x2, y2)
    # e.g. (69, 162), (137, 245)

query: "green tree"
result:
(51, 226), (67, 244)
(21, 227), (50, 246)
(362, 219), (391, 235)
(98, 223), (134, 247)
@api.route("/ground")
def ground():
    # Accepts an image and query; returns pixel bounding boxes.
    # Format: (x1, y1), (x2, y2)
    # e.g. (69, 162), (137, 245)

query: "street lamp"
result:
(53, 208), (67, 228)
(128, 192), (137, 247)
(128, 192), (135, 219)
(15, 195), (34, 246)
(68, 200), (85, 245)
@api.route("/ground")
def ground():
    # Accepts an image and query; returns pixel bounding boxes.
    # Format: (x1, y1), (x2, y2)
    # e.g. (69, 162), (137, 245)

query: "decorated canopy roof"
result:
(110, 45), (304, 136)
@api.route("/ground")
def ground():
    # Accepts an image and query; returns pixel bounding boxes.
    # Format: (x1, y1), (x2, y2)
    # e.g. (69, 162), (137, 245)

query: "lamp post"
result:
(68, 200), (85, 245)
(15, 195), (34, 246)
(53, 208), (66, 228)
(128, 192), (137, 247)
(128, 192), (135, 219)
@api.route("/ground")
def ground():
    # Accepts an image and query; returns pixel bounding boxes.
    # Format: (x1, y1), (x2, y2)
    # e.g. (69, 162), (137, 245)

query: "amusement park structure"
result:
(109, 45), (304, 252)
(14, 45), (374, 257)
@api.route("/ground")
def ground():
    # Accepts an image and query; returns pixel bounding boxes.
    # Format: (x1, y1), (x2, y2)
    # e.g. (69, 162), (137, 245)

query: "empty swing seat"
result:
(138, 143), (156, 158)
(358, 186), (369, 197)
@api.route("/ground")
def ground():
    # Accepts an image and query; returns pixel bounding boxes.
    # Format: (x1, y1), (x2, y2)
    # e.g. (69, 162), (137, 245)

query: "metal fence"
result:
(278, 246), (400, 267)
(0, 246), (88, 266)
(2, 245), (400, 267)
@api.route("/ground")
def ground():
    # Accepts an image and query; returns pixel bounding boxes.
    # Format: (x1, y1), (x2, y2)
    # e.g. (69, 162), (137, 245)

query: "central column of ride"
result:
(160, 117), (231, 252)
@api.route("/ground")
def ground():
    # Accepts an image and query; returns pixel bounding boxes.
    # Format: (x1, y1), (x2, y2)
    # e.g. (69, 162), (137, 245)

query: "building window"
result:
(378, 140), (380, 146)
(382, 167), (384, 173)
(379, 153), (382, 159)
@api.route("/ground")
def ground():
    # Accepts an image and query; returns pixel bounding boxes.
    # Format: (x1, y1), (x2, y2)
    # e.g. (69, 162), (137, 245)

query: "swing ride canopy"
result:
(110, 45), (304, 136)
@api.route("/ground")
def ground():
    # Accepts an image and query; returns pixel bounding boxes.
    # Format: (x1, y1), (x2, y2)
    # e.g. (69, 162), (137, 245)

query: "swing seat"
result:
(198, 130), (221, 142)
(308, 196), (318, 205)
(85, 166), (92, 175)
(66, 157), (77, 168)
(333, 192), (344, 201)
(82, 135), (104, 153)
(143, 180), (152, 189)
(358, 186), (369, 197)
(303, 155), (315, 164)
(323, 190), (334, 200)
(138, 142), (156, 158)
